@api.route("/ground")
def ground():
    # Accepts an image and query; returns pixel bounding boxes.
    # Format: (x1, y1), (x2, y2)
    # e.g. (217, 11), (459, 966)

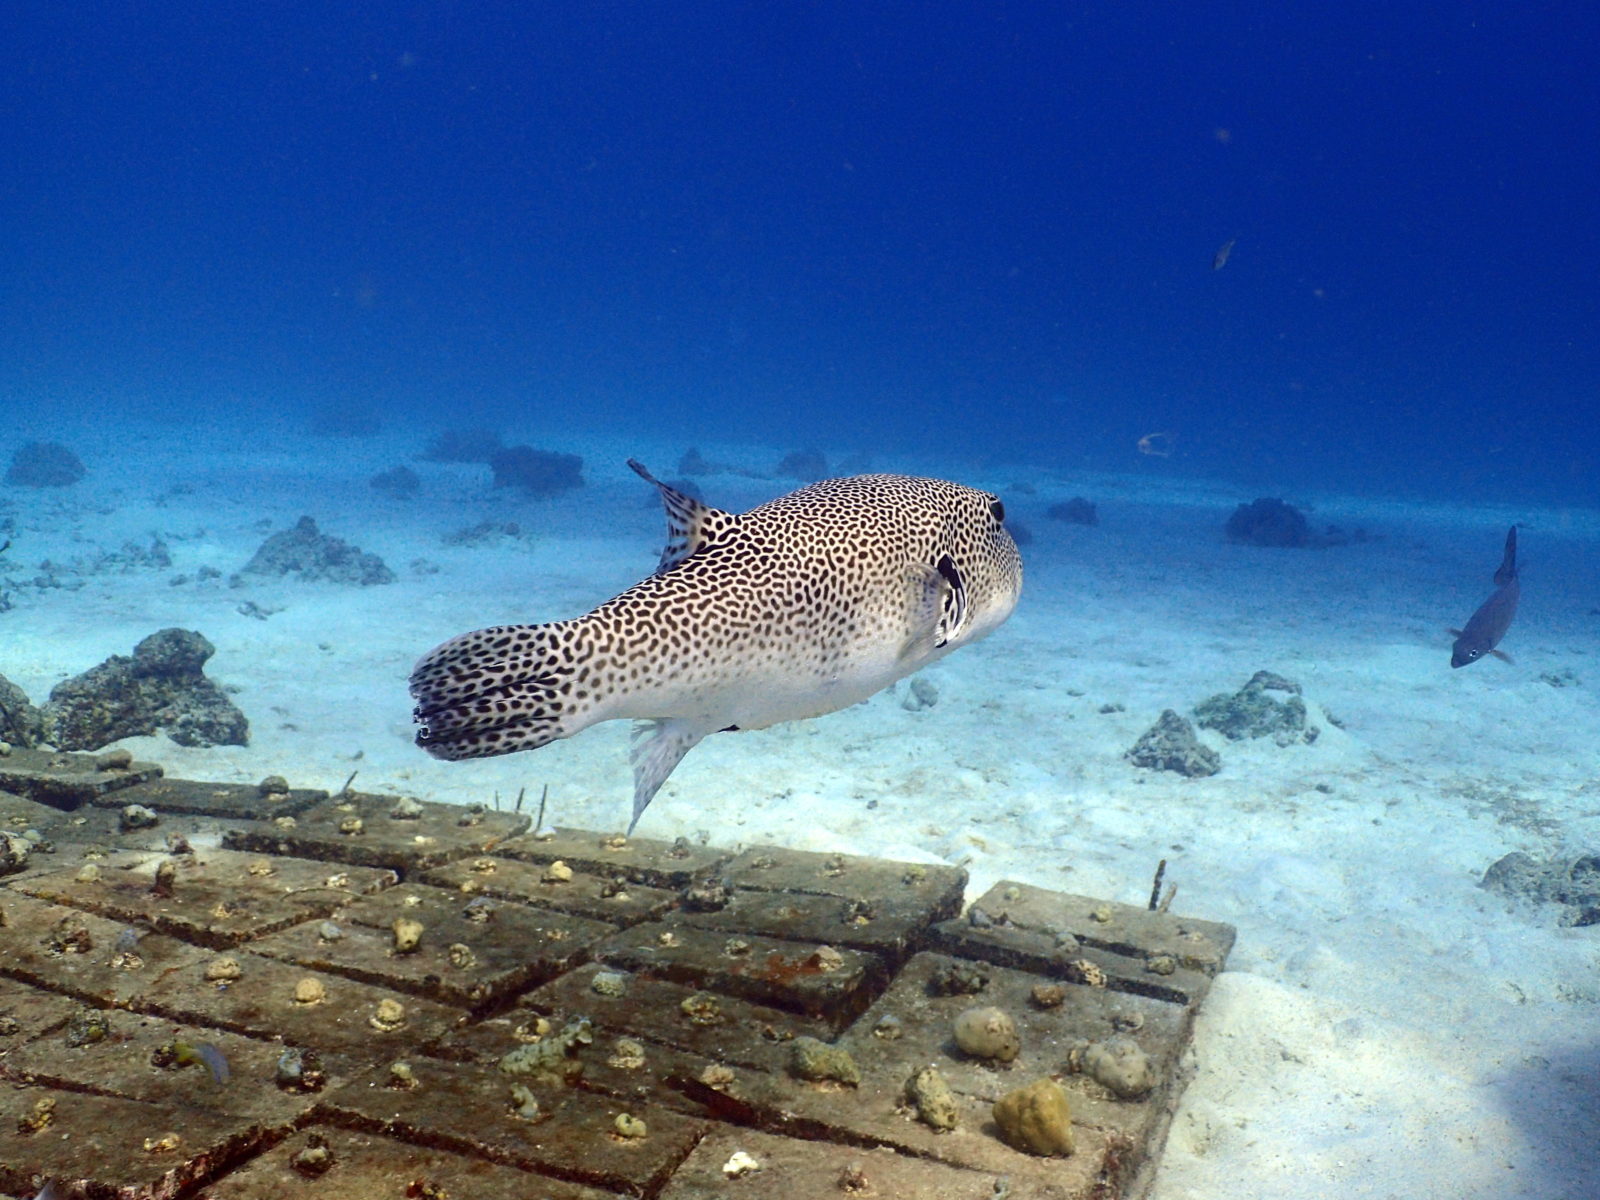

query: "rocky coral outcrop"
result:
(0, 673), (45, 748)
(1224, 497), (1308, 547)
(40, 629), (249, 751)
(1126, 709), (1220, 777)
(236, 516), (394, 586)
(1480, 851), (1600, 927)
(369, 466), (420, 499)
(488, 446), (585, 496)
(1194, 670), (1317, 746)
(774, 449), (828, 481)
(5, 442), (86, 487)
(1046, 497), (1098, 526)
(1225, 498), (1369, 548)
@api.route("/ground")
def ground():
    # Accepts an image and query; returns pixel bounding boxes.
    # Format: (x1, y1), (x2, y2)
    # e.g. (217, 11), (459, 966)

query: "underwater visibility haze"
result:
(2, 4), (1599, 1200)
(3, 2), (1597, 504)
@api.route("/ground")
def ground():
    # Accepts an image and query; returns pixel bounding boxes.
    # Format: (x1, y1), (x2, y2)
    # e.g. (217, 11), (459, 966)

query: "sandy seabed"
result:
(3, 413), (1597, 1200)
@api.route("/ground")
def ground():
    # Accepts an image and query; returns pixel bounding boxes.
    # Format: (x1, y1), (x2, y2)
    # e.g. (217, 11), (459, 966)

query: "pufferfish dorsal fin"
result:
(627, 459), (736, 574)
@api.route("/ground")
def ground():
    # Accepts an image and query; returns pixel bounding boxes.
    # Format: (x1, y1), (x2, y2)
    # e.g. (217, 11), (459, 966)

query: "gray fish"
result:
(1450, 526), (1519, 668)
(411, 460), (1024, 832)
(1212, 238), (1236, 271)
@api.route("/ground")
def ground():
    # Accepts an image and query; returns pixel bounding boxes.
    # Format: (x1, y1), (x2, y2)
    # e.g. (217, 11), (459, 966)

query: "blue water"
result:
(4, 3), (1596, 505)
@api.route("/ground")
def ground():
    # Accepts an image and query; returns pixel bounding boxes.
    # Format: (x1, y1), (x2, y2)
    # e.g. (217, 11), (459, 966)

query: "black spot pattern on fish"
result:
(410, 467), (1023, 828)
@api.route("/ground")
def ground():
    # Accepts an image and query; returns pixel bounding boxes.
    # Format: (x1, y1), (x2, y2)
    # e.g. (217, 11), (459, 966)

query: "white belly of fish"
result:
(589, 633), (943, 734)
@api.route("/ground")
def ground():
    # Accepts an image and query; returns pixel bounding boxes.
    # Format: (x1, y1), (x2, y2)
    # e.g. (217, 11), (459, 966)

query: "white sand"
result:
(3, 412), (1597, 1198)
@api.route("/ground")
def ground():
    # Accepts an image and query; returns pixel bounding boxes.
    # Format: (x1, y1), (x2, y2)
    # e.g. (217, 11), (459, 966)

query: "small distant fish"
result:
(1137, 431), (1175, 458)
(1449, 526), (1520, 668)
(1212, 238), (1236, 271)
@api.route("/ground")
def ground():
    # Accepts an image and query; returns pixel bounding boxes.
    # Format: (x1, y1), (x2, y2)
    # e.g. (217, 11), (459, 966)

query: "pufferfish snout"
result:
(410, 459), (1023, 832)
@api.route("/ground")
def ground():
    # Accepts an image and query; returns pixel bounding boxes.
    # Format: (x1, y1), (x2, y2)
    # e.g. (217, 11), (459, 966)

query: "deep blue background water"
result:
(5, 3), (1596, 504)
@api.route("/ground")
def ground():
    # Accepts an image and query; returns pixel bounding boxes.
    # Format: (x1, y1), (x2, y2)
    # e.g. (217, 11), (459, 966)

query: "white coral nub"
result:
(722, 1150), (761, 1178)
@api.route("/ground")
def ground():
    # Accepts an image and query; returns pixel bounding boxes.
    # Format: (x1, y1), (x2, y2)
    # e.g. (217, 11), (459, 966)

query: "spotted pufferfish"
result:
(410, 460), (1023, 832)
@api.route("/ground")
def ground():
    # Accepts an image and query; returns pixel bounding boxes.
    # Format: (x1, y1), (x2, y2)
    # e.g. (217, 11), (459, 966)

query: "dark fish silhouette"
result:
(1449, 526), (1519, 668)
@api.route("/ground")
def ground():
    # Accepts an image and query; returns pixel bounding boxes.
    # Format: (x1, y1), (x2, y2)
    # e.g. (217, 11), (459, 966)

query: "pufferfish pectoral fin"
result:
(628, 459), (735, 574)
(898, 555), (969, 660)
(899, 561), (951, 661)
(627, 717), (713, 834)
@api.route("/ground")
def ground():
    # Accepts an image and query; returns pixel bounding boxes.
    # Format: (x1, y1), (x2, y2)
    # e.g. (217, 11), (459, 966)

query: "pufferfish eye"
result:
(989, 499), (1005, 524)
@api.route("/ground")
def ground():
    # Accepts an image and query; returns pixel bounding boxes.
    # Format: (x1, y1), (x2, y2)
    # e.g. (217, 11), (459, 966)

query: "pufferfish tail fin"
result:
(628, 459), (739, 573)
(410, 622), (588, 760)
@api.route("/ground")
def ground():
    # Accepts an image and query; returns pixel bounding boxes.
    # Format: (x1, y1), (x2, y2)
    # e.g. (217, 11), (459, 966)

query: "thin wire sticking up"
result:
(534, 784), (550, 834)
(1148, 859), (1167, 911)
